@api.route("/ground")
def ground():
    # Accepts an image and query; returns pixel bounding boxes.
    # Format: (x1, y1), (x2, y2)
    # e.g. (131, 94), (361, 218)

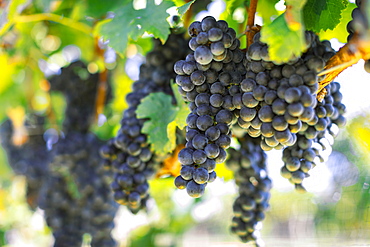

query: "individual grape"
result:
(196, 31), (209, 44)
(192, 134), (209, 150)
(205, 126), (221, 141)
(193, 168), (210, 184)
(186, 180), (206, 198)
(216, 109), (233, 124)
(194, 45), (213, 65)
(201, 16), (217, 32)
(211, 41), (226, 56)
(189, 21), (202, 37)
(284, 87), (302, 103)
(178, 148), (194, 165)
(242, 92), (259, 107)
(204, 143), (220, 158)
(208, 27), (223, 42)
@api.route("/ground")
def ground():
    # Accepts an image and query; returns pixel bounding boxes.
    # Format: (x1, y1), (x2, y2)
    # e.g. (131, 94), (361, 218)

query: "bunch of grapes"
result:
(39, 132), (117, 247)
(173, 16), (246, 198)
(38, 61), (118, 246)
(100, 32), (189, 213)
(0, 115), (49, 209)
(226, 134), (271, 244)
(238, 31), (335, 151)
(48, 61), (109, 133)
(280, 81), (346, 190)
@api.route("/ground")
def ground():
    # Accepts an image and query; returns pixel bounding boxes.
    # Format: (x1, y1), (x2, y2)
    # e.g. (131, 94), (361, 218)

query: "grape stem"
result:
(93, 37), (108, 122)
(0, 13), (93, 37)
(246, 0), (258, 48)
(317, 33), (370, 100)
(95, 69), (108, 121)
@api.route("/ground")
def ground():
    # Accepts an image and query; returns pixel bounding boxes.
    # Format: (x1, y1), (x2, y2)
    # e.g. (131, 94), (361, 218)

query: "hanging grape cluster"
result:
(1, 61), (118, 247)
(168, 16), (347, 245)
(280, 81), (346, 190)
(100, 32), (189, 214)
(0, 115), (49, 210)
(39, 132), (117, 247)
(239, 31), (336, 150)
(173, 16), (246, 197)
(226, 134), (271, 244)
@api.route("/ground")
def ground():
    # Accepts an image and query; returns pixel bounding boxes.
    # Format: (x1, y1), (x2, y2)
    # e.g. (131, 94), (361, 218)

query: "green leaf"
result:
(260, 14), (306, 63)
(84, 0), (123, 19)
(171, 82), (189, 130)
(136, 83), (190, 154)
(224, 0), (246, 15)
(177, 0), (196, 16)
(95, 0), (173, 57)
(319, 3), (356, 43)
(135, 0), (174, 44)
(303, 0), (347, 32)
(95, 2), (142, 57)
(257, 0), (279, 25)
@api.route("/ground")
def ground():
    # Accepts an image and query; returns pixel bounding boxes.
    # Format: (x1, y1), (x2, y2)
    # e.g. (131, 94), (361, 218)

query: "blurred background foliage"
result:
(0, 0), (370, 246)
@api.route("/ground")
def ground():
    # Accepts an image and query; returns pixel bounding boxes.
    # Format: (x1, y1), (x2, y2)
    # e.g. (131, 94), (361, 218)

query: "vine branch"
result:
(245, 0), (258, 48)
(317, 33), (370, 100)
(93, 37), (108, 122)
(0, 13), (93, 37)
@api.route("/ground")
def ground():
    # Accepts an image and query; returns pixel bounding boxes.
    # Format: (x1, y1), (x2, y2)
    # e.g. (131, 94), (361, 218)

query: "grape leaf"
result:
(319, 3), (356, 43)
(285, 0), (307, 31)
(171, 82), (189, 130)
(260, 14), (306, 63)
(95, 2), (143, 57)
(303, 0), (347, 32)
(95, 0), (174, 57)
(135, 0), (174, 44)
(257, 0), (279, 25)
(84, 0), (123, 19)
(177, 0), (196, 16)
(136, 85), (189, 154)
(224, 0), (245, 14)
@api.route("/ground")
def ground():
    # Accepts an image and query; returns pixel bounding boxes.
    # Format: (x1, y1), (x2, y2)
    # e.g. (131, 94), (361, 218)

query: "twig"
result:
(0, 13), (93, 37)
(317, 34), (370, 95)
(94, 68), (108, 121)
(246, 0), (258, 48)
(317, 60), (358, 77)
(93, 37), (108, 122)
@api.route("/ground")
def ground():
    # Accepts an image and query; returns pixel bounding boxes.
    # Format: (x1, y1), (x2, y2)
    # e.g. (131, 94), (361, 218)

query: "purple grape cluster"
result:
(39, 132), (118, 247)
(238, 31), (335, 151)
(173, 16), (246, 197)
(100, 32), (189, 213)
(0, 115), (49, 210)
(280, 81), (346, 190)
(226, 134), (271, 244)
